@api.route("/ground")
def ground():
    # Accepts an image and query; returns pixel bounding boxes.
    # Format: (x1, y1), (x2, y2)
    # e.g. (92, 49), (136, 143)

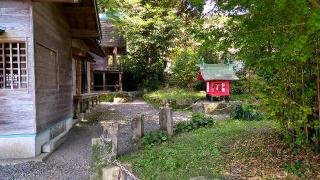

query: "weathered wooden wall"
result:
(33, 2), (73, 131)
(0, 1), (35, 135)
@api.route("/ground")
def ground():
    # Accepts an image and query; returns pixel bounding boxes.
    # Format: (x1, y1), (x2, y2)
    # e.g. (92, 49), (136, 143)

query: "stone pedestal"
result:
(102, 166), (127, 180)
(159, 107), (173, 137)
(131, 115), (144, 140)
(103, 122), (119, 157)
(192, 101), (241, 116)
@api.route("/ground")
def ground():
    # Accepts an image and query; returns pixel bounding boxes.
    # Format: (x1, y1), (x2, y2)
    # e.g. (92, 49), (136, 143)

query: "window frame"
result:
(0, 40), (28, 90)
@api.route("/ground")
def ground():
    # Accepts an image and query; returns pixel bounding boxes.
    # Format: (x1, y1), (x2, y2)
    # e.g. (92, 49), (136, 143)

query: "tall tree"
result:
(214, 0), (320, 150)
(98, 0), (206, 90)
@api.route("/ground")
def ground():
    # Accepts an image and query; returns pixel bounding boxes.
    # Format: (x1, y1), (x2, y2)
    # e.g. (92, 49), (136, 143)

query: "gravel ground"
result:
(97, 99), (191, 155)
(0, 124), (102, 180)
(0, 99), (190, 180)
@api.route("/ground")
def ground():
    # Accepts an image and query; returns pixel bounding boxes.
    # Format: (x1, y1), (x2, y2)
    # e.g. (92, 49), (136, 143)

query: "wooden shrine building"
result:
(0, 0), (102, 159)
(91, 15), (126, 92)
(197, 63), (239, 101)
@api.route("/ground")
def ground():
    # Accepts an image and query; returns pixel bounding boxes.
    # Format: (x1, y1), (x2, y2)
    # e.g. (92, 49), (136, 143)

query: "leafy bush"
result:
(194, 80), (205, 91)
(174, 113), (215, 134)
(284, 160), (306, 178)
(141, 131), (169, 148)
(231, 103), (262, 121)
(171, 48), (199, 89)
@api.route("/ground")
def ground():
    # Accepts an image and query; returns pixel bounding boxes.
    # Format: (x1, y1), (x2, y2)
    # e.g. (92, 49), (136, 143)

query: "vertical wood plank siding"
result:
(0, 1), (35, 135)
(33, 3), (73, 132)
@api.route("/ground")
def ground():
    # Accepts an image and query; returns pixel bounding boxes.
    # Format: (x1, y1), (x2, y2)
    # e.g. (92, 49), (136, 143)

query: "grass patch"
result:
(143, 88), (205, 109)
(90, 140), (110, 180)
(118, 120), (320, 179)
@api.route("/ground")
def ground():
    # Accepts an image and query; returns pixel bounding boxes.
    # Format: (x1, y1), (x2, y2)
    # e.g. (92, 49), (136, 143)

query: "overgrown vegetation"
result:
(141, 113), (214, 147)
(90, 140), (110, 180)
(143, 88), (205, 108)
(174, 113), (214, 134)
(99, 0), (205, 91)
(119, 120), (320, 179)
(141, 131), (169, 148)
(212, 0), (320, 150)
(231, 103), (262, 121)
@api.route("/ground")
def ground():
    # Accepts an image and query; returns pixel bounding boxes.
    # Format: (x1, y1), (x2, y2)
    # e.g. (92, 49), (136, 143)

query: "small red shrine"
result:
(197, 63), (239, 101)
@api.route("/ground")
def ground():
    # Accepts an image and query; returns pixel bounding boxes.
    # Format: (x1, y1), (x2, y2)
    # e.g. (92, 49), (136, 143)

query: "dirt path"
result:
(0, 100), (190, 180)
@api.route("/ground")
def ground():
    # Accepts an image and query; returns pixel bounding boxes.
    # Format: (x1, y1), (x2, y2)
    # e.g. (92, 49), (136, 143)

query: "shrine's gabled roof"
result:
(197, 63), (239, 81)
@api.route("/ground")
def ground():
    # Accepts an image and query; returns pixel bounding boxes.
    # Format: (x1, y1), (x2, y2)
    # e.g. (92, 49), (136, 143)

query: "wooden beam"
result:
(76, 60), (81, 95)
(71, 29), (99, 38)
(32, 0), (82, 3)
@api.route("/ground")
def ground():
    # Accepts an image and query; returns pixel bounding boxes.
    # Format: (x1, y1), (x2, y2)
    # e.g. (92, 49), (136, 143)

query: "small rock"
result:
(176, 99), (193, 106)
(102, 166), (126, 180)
(113, 97), (127, 103)
(192, 102), (204, 113)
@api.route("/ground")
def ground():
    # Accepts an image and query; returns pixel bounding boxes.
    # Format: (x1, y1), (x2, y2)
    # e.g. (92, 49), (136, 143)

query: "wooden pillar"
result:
(76, 60), (81, 96)
(112, 47), (118, 65)
(119, 72), (123, 91)
(103, 72), (106, 91)
(87, 61), (91, 94)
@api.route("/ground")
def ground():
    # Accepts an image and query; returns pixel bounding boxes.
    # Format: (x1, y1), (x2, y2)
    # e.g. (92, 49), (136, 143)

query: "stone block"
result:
(113, 97), (126, 103)
(131, 115), (144, 140)
(106, 122), (119, 157)
(192, 102), (204, 113)
(102, 166), (127, 180)
(203, 102), (220, 114)
(192, 101), (241, 115)
(159, 107), (173, 137)
(176, 99), (193, 106)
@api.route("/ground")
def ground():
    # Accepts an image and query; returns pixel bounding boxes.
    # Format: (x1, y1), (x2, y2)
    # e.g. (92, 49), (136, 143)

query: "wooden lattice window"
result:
(0, 42), (27, 89)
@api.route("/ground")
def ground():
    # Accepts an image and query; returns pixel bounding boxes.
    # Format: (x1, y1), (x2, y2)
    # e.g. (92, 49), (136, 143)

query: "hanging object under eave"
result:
(0, 26), (5, 33)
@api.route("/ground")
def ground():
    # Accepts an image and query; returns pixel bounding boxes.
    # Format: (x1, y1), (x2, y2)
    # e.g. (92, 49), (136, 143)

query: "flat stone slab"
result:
(192, 101), (241, 115)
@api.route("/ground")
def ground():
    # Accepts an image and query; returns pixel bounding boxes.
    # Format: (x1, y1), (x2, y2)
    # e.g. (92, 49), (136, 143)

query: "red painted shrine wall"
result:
(206, 80), (230, 96)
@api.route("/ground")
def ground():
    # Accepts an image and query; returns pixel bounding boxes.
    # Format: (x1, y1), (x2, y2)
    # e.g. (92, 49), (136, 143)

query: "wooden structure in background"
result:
(91, 19), (126, 92)
(0, 0), (103, 159)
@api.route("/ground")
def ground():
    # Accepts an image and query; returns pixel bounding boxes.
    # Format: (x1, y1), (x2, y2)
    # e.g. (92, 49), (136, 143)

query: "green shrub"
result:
(284, 160), (306, 178)
(141, 131), (169, 148)
(231, 103), (262, 121)
(173, 121), (193, 134)
(174, 113), (215, 134)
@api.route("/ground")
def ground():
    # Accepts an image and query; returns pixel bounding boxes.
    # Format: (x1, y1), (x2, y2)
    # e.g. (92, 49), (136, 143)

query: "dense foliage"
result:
(231, 103), (262, 121)
(99, 0), (206, 90)
(213, 0), (320, 150)
(98, 0), (320, 150)
(174, 113), (215, 133)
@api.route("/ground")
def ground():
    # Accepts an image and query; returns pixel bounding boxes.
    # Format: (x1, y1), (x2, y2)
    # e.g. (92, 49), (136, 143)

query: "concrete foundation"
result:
(0, 117), (75, 159)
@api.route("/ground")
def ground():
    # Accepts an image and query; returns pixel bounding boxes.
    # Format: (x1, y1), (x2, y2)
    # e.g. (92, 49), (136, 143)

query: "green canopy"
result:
(197, 63), (239, 81)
